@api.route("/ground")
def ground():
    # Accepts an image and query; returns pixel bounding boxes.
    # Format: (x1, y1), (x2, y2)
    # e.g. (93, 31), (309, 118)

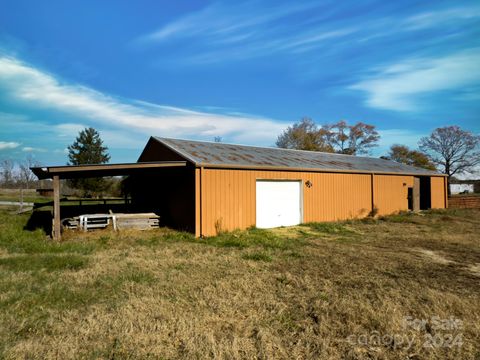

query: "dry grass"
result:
(0, 209), (479, 359)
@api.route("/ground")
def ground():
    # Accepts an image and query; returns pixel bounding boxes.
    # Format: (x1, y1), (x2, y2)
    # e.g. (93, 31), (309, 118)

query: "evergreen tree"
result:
(67, 127), (110, 196)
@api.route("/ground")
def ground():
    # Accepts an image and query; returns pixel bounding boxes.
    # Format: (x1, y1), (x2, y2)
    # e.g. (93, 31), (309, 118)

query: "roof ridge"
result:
(153, 136), (440, 175)
(155, 136), (380, 160)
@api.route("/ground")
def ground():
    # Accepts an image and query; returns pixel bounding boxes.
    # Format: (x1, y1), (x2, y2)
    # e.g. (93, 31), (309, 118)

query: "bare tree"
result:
(325, 121), (380, 155)
(276, 117), (333, 152)
(419, 126), (480, 194)
(19, 155), (39, 189)
(0, 159), (16, 187)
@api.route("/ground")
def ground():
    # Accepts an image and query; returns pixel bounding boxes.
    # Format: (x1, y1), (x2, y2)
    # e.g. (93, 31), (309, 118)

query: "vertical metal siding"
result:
(431, 176), (446, 208)
(373, 175), (413, 216)
(201, 169), (372, 236)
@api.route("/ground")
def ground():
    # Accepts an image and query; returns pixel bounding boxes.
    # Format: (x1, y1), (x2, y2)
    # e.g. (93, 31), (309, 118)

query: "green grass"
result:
(0, 208), (479, 359)
(0, 254), (88, 272)
(199, 227), (303, 250)
(242, 251), (273, 262)
(0, 211), (102, 255)
(301, 221), (356, 234)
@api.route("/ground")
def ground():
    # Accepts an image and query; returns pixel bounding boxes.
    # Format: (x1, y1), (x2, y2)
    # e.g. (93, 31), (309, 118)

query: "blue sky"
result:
(0, 0), (479, 165)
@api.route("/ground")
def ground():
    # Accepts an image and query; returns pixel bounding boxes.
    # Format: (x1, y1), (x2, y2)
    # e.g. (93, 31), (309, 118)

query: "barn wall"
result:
(431, 176), (446, 209)
(198, 169), (372, 236)
(373, 175), (414, 216)
(198, 170), (450, 236)
(137, 137), (187, 162)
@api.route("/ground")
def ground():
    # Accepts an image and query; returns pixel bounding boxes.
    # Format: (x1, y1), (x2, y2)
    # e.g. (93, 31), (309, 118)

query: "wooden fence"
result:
(448, 195), (480, 209)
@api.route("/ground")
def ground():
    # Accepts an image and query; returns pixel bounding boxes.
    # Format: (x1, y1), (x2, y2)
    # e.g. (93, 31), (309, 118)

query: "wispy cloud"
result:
(404, 5), (480, 30)
(349, 48), (480, 111)
(0, 141), (20, 150)
(140, 2), (317, 43)
(136, 1), (357, 62)
(135, 2), (480, 65)
(22, 146), (46, 152)
(0, 55), (288, 145)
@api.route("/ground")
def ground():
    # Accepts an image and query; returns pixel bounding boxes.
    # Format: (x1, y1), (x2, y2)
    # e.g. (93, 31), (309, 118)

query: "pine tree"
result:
(67, 127), (110, 197)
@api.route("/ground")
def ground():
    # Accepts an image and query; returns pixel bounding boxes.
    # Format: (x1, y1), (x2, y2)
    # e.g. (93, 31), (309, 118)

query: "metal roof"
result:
(154, 137), (442, 176)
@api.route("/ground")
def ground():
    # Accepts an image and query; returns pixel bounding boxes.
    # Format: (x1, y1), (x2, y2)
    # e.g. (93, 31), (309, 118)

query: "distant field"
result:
(0, 209), (479, 359)
(0, 188), (46, 204)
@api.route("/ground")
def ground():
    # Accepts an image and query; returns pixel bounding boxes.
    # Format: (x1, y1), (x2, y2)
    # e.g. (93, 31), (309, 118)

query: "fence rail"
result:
(34, 197), (132, 209)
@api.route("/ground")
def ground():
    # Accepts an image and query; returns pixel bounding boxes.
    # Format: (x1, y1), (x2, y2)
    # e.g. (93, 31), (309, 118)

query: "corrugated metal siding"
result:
(200, 169), (372, 236)
(373, 175), (414, 216)
(431, 176), (446, 208)
(195, 169), (446, 236)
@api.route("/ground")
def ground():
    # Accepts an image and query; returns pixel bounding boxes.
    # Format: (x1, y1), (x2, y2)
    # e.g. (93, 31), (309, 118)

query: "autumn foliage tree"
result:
(276, 118), (380, 155)
(276, 117), (333, 152)
(383, 145), (436, 170)
(325, 121), (380, 155)
(67, 127), (110, 197)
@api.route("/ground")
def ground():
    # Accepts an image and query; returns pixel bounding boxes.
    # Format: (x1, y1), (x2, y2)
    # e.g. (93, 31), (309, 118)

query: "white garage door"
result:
(256, 180), (302, 229)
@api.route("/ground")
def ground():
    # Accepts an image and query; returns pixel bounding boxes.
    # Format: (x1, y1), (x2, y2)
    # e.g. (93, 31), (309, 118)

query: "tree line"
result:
(1, 124), (478, 196)
(276, 118), (480, 191)
(0, 156), (40, 189)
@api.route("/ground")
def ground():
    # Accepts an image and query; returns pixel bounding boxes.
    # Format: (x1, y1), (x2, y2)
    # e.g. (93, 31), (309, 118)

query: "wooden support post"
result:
(53, 175), (61, 241)
(413, 177), (420, 211)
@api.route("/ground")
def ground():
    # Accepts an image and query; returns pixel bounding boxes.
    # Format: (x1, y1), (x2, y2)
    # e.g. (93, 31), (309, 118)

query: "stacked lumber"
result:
(113, 213), (160, 230)
(62, 212), (160, 231)
(63, 217), (80, 229)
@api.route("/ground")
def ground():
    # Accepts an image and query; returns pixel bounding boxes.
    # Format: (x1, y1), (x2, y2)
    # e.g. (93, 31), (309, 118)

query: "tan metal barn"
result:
(32, 137), (448, 239)
(136, 137), (447, 237)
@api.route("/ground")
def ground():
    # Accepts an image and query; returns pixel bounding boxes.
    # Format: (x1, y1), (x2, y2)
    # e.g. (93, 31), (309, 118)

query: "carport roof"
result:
(153, 137), (443, 176)
(31, 161), (187, 179)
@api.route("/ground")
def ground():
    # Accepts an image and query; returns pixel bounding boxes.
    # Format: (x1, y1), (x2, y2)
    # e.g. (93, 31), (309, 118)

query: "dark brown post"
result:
(53, 175), (61, 241)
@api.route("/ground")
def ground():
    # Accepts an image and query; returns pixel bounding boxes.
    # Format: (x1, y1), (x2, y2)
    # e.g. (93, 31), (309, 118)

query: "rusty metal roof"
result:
(153, 137), (442, 176)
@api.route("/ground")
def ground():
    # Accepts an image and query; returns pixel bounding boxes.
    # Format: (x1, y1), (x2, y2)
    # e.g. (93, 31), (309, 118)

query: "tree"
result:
(325, 121), (380, 155)
(0, 159), (16, 187)
(19, 155), (39, 189)
(419, 126), (480, 194)
(276, 117), (333, 152)
(383, 145), (436, 170)
(67, 127), (110, 196)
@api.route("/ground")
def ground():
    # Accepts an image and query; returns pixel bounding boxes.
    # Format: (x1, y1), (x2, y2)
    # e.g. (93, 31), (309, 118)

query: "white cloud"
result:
(349, 49), (480, 111)
(22, 146), (46, 152)
(0, 56), (289, 145)
(136, 2), (355, 61)
(404, 6), (480, 30)
(0, 141), (20, 150)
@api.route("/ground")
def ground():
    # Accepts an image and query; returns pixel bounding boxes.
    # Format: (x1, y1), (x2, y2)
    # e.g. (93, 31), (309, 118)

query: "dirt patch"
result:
(414, 248), (453, 265)
(467, 263), (480, 277)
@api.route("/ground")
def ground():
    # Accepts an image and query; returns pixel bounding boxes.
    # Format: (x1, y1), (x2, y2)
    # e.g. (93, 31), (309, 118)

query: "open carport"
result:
(31, 161), (190, 240)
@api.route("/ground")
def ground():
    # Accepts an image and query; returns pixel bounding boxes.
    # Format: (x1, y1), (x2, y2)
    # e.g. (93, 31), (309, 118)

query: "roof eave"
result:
(196, 162), (445, 176)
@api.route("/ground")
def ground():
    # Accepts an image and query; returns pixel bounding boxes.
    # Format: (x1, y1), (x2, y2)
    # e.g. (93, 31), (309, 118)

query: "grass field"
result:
(0, 209), (479, 359)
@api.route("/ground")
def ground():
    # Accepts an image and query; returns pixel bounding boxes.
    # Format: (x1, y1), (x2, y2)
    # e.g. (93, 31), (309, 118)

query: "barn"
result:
(134, 137), (447, 237)
(33, 137), (448, 239)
